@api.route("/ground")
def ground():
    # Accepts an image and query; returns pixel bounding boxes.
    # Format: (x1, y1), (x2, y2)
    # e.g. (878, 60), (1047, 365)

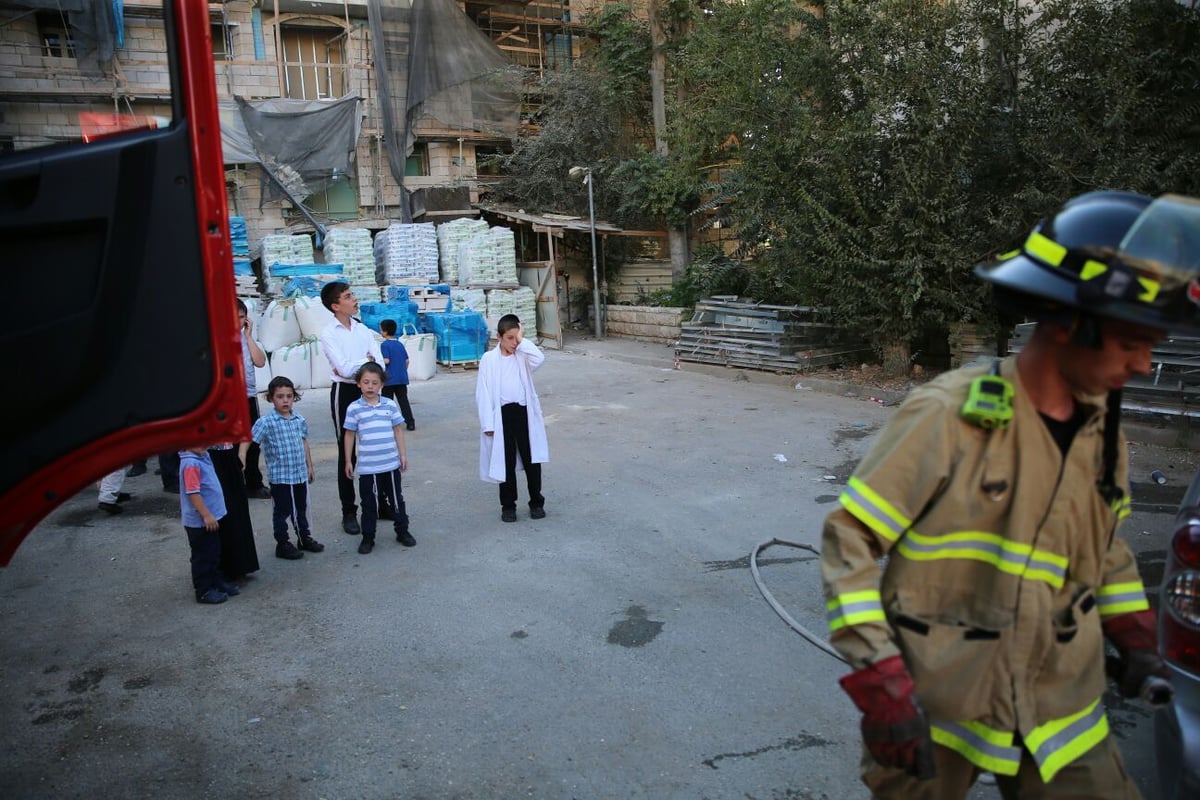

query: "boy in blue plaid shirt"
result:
(244, 377), (323, 560)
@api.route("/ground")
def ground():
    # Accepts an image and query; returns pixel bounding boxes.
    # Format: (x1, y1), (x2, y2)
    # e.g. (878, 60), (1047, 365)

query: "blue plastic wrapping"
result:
(358, 300), (420, 334)
(423, 310), (488, 362)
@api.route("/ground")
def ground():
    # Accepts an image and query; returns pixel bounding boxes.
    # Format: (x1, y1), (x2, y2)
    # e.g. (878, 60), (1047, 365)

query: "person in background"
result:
(238, 299), (270, 499)
(179, 446), (238, 605)
(476, 314), (548, 523)
(318, 281), (384, 536)
(342, 362), (414, 554)
(97, 467), (132, 514)
(208, 442), (260, 585)
(247, 376), (322, 561)
(379, 318), (416, 431)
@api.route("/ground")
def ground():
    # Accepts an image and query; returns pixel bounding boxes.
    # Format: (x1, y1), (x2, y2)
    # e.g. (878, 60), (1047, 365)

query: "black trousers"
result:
(358, 470), (408, 541)
(243, 395), (265, 490)
(500, 402), (543, 510)
(185, 525), (221, 599)
(382, 384), (414, 424)
(330, 381), (362, 516)
(269, 482), (309, 543)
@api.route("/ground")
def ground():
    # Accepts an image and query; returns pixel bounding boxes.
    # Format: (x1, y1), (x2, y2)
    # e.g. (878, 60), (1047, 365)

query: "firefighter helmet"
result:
(976, 190), (1200, 333)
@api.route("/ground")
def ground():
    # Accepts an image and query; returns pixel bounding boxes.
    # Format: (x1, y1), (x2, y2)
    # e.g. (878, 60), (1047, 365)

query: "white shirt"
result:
(497, 353), (525, 405)
(319, 317), (383, 384)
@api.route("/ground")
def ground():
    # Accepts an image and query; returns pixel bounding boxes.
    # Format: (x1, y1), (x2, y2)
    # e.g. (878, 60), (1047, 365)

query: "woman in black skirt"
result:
(208, 443), (261, 584)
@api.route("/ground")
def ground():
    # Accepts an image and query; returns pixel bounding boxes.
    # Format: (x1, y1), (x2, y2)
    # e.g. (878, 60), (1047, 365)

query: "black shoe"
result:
(342, 513), (361, 535)
(216, 580), (241, 597)
(396, 530), (417, 547)
(197, 589), (229, 605)
(530, 506), (546, 520)
(126, 463), (147, 478)
(406, 422), (416, 431)
(501, 508), (517, 523)
(97, 501), (123, 515)
(299, 535), (325, 553)
(116, 492), (133, 503)
(246, 486), (271, 500)
(357, 539), (374, 554)
(275, 541), (304, 560)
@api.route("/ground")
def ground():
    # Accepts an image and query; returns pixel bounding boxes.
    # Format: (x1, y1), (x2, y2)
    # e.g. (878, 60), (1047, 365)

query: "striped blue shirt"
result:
(343, 396), (404, 475)
(251, 411), (309, 484)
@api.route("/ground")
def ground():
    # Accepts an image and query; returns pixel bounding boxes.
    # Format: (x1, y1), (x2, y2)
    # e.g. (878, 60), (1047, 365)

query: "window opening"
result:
(280, 24), (346, 100)
(405, 143), (429, 177)
(36, 11), (75, 58)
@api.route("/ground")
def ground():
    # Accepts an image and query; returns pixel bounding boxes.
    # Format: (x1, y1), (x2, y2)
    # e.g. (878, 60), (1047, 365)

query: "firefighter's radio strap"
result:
(961, 360), (1124, 506)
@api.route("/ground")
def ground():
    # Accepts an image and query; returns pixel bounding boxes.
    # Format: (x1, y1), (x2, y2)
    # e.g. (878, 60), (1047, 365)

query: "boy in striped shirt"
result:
(342, 363), (415, 554)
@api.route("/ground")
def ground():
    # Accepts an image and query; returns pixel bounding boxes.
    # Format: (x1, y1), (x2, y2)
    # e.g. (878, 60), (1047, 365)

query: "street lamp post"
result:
(570, 166), (603, 338)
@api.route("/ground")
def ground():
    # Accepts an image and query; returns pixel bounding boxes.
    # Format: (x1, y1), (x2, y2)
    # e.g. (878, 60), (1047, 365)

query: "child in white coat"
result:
(475, 314), (548, 522)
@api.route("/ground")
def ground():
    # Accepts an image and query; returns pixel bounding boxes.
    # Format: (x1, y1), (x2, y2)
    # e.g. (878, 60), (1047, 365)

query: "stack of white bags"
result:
(436, 218), (488, 285)
(260, 234), (314, 277)
(384, 222), (440, 284)
(325, 228), (376, 286)
(255, 295), (340, 390)
(458, 226), (518, 285)
(484, 286), (537, 335)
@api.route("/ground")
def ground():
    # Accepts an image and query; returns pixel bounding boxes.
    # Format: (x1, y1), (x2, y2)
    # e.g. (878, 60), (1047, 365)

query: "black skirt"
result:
(209, 446), (261, 580)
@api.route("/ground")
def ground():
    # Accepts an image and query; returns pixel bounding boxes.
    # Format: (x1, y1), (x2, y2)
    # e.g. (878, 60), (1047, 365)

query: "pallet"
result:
(438, 359), (479, 372)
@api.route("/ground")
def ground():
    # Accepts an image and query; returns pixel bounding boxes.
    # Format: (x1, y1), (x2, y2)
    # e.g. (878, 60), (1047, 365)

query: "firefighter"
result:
(820, 190), (1200, 799)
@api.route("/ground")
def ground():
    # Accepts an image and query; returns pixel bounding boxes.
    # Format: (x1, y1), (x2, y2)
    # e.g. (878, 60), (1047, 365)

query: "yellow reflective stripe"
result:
(895, 530), (1067, 589)
(1111, 494), (1131, 518)
(997, 248), (1020, 261)
(839, 477), (910, 544)
(1025, 699), (1109, 783)
(1137, 276), (1161, 302)
(1080, 259), (1108, 280)
(826, 589), (886, 632)
(1096, 580), (1149, 617)
(1026, 231), (1067, 267)
(931, 720), (1021, 776)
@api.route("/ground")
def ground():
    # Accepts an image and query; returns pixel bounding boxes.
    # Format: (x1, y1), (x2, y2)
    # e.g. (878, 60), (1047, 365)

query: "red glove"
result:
(839, 655), (935, 779)
(1103, 610), (1173, 705)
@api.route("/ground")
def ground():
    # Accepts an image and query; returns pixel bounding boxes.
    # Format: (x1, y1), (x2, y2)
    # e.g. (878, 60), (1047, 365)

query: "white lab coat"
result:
(476, 339), (548, 483)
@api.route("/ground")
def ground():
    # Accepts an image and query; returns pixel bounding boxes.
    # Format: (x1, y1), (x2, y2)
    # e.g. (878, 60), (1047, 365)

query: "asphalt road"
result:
(1, 340), (1193, 799)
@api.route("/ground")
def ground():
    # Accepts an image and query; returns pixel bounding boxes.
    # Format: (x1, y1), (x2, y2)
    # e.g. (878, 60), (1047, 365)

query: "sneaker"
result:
(275, 541), (304, 560)
(197, 589), (228, 605)
(299, 535), (325, 553)
(246, 486), (271, 500)
(126, 463), (147, 478)
(216, 581), (241, 597)
(342, 513), (361, 535)
(97, 501), (123, 515)
(396, 530), (417, 547)
(115, 492), (133, 503)
(501, 508), (517, 523)
(357, 539), (374, 555)
(530, 506), (546, 520)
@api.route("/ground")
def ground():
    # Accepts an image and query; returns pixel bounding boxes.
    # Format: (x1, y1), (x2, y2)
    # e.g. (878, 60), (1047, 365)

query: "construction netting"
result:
(6, 0), (118, 77)
(368, 0), (522, 221)
(220, 95), (362, 207)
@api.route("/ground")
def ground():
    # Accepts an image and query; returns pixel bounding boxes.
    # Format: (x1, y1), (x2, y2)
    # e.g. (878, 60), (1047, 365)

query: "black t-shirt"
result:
(1039, 406), (1087, 456)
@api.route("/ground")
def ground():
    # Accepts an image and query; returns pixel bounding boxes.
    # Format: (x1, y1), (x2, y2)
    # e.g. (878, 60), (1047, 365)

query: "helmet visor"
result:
(1117, 194), (1200, 297)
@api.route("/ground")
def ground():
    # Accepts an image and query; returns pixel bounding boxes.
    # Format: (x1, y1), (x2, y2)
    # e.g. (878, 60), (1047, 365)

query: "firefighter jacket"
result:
(820, 356), (1148, 783)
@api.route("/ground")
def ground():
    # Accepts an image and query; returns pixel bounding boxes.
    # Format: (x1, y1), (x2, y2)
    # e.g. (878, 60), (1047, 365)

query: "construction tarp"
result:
(219, 95), (361, 203)
(368, 0), (521, 222)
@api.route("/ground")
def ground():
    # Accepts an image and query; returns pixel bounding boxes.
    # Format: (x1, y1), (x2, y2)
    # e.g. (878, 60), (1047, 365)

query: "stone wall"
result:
(605, 306), (686, 344)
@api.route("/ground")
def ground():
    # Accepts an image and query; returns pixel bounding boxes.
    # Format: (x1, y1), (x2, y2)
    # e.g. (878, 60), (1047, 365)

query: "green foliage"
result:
(670, 0), (1200, 349)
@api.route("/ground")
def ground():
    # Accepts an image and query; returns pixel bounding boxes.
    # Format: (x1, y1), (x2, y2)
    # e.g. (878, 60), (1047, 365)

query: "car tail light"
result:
(1161, 518), (1200, 674)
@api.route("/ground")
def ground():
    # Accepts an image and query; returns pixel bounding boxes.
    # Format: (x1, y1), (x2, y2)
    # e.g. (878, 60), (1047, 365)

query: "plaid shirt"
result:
(251, 411), (309, 485)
